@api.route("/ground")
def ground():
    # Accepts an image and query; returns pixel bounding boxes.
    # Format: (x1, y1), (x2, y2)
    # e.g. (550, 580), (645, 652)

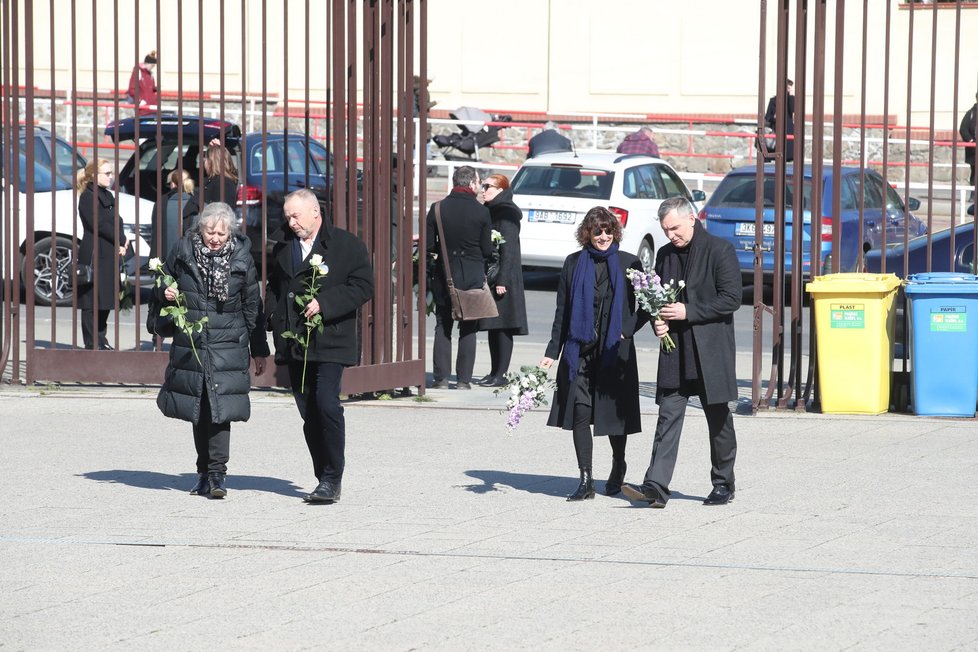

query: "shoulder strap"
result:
(434, 201), (455, 286)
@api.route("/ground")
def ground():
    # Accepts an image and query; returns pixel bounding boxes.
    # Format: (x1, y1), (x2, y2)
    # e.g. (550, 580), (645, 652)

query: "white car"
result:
(511, 152), (706, 271)
(6, 152), (154, 306)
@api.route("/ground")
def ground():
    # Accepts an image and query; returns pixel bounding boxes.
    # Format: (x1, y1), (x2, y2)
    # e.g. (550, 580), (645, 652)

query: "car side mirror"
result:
(691, 189), (707, 202)
(907, 197), (921, 211)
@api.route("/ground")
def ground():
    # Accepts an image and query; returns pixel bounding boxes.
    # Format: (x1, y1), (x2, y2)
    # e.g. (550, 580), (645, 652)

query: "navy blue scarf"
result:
(565, 243), (623, 381)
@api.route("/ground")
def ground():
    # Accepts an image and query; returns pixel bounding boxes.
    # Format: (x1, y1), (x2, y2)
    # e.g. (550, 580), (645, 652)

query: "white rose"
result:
(148, 257), (163, 272)
(317, 263), (330, 275)
(309, 254), (324, 267)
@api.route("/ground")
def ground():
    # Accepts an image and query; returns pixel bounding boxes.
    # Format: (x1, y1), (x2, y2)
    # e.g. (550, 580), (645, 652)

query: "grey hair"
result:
(544, 120), (558, 130)
(452, 165), (479, 188)
(193, 201), (240, 237)
(657, 196), (696, 221)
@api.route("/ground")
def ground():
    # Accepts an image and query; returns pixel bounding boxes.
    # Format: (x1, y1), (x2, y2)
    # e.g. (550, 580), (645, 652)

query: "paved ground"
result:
(2, 354), (977, 650)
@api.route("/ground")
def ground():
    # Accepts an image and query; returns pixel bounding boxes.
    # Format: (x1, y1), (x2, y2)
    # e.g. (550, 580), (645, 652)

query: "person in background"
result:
(959, 91), (977, 205)
(155, 202), (269, 499)
(199, 141), (239, 209)
(425, 166), (493, 390)
(477, 173), (528, 387)
(151, 169), (197, 259)
(76, 159), (129, 350)
(616, 125), (660, 158)
(126, 50), (159, 115)
(622, 197), (741, 509)
(527, 121), (573, 159)
(539, 207), (646, 501)
(265, 189), (374, 504)
(763, 78), (795, 162)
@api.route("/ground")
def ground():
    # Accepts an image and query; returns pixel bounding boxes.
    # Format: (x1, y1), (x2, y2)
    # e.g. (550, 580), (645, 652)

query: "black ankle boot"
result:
(190, 473), (209, 495)
(567, 468), (595, 501)
(605, 459), (627, 496)
(208, 472), (227, 499)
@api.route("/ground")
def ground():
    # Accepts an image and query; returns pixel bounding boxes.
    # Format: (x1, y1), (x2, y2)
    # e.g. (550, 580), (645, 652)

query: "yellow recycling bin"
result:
(805, 273), (902, 414)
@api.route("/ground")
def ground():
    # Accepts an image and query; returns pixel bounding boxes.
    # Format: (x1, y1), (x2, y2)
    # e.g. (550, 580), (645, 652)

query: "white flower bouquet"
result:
(625, 268), (686, 352)
(495, 365), (555, 433)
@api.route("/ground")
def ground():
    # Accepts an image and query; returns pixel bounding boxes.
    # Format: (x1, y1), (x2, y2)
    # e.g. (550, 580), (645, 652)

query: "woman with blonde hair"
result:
(151, 169), (197, 258)
(76, 158), (129, 349)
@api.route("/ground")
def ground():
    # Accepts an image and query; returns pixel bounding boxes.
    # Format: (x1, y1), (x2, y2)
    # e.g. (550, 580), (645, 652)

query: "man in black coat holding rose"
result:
(265, 189), (374, 504)
(622, 197), (741, 508)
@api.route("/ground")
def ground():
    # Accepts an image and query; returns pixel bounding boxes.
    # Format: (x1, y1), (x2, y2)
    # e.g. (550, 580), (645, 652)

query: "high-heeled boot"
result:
(567, 468), (595, 501)
(208, 472), (227, 499)
(190, 473), (209, 496)
(605, 459), (627, 496)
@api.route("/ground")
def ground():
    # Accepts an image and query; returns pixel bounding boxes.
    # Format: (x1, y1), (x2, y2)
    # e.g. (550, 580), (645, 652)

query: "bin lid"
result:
(805, 272), (901, 294)
(905, 272), (978, 295)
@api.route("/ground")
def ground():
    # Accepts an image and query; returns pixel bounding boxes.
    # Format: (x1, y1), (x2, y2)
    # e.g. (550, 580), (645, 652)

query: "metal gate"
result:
(753, 0), (978, 413)
(1, 0), (428, 394)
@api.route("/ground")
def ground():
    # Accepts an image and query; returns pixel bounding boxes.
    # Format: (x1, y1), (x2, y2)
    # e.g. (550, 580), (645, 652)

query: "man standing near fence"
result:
(959, 92), (977, 206)
(265, 189), (374, 504)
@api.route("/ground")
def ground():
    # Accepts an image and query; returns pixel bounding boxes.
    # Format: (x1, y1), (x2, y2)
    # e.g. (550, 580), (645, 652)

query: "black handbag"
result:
(146, 290), (176, 338)
(486, 247), (501, 286)
(434, 202), (498, 322)
(75, 264), (93, 286)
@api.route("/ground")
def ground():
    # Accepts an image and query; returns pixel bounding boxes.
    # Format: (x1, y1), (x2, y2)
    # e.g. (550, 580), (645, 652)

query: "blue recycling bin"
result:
(904, 272), (978, 417)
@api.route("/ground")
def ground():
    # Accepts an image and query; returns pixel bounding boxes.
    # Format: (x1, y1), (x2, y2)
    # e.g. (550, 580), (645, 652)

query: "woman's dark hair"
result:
(575, 206), (622, 247)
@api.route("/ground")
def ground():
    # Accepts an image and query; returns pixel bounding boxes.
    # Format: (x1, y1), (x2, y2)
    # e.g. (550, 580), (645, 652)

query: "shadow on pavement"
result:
(79, 470), (307, 498)
(461, 469), (570, 497)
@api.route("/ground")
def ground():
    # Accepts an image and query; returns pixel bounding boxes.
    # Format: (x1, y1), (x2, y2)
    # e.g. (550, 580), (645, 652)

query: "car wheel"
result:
(22, 235), (74, 307)
(637, 238), (655, 272)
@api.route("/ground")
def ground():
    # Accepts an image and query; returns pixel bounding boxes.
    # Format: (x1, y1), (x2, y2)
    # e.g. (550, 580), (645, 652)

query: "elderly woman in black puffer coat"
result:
(154, 202), (269, 499)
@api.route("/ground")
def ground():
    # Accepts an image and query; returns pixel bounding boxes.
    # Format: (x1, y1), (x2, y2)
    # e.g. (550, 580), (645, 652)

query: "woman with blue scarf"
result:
(540, 207), (646, 501)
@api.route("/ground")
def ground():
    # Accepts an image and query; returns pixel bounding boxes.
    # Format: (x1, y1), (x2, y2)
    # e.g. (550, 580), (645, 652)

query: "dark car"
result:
(106, 115), (337, 262)
(18, 125), (87, 185)
(864, 222), (976, 276)
(699, 164), (927, 284)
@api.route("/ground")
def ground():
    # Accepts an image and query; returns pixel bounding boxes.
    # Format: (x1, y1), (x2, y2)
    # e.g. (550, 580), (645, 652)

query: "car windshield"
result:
(512, 165), (613, 199)
(711, 174), (812, 210)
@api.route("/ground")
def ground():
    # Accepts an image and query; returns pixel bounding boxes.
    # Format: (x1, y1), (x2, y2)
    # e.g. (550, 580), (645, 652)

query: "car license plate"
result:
(735, 222), (775, 237)
(528, 210), (577, 224)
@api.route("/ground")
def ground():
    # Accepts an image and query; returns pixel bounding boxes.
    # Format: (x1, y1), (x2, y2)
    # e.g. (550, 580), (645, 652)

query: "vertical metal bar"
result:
(879, 0), (893, 274)
(856, 0), (869, 274)
(48, 0), (58, 345)
(949, 2), (963, 272)
(376, 0), (394, 363)
(417, 0), (428, 386)
(752, 0), (768, 413)
(70, 0), (79, 351)
(768, 0), (789, 407)
(924, 0), (939, 274)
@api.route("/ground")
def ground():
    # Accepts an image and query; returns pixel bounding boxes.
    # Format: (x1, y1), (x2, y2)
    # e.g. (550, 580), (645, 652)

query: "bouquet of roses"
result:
(494, 365), (555, 433)
(626, 268), (686, 352)
(281, 254), (329, 392)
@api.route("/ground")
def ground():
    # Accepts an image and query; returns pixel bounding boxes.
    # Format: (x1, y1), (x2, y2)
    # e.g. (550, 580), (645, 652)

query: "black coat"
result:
(960, 103), (976, 166)
(653, 222), (741, 405)
(478, 188), (528, 334)
(425, 188), (492, 302)
(265, 222), (374, 367)
(545, 250), (645, 436)
(156, 233), (269, 425)
(200, 176), (239, 207)
(527, 129), (573, 158)
(151, 189), (197, 259)
(77, 184), (125, 311)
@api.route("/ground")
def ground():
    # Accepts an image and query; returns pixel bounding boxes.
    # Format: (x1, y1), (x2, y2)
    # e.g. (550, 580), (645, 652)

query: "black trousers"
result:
(640, 382), (737, 503)
(193, 389), (231, 474)
(432, 302), (478, 383)
(486, 329), (515, 378)
(289, 360), (346, 483)
(81, 308), (110, 349)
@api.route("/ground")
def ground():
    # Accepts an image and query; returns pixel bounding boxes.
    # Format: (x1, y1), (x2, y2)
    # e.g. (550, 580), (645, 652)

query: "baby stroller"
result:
(432, 106), (512, 161)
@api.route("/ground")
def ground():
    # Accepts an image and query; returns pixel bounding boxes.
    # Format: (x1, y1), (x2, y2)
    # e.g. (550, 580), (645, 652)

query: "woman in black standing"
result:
(154, 202), (269, 498)
(540, 207), (645, 501)
(200, 141), (239, 207)
(477, 173), (528, 386)
(76, 158), (128, 350)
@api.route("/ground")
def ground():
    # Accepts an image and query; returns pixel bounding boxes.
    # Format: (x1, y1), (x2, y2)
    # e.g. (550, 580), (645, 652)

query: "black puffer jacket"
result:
(156, 233), (270, 425)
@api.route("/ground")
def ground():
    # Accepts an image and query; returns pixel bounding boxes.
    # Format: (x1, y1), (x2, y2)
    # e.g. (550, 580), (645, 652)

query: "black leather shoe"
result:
(566, 468), (595, 501)
(190, 473), (209, 496)
(475, 375), (496, 386)
(604, 460), (627, 496)
(305, 478), (341, 503)
(455, 381), (472, 390)
(485, 377), (508, 388)
(430, 379), (449, 389)
(621, 483), (666, 508)
(208, 472), (227, 499)
(703, 485), (734, 505)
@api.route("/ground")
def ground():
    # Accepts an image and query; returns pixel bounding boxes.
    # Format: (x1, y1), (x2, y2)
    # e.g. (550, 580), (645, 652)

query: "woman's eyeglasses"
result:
(591, 227), (613, 236)
(481, 183), (497, 191)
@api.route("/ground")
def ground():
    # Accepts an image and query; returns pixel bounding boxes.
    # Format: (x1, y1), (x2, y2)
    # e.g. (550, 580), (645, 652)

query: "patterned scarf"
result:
(565, 243), (623, 381)
(192, 233), (235, 302)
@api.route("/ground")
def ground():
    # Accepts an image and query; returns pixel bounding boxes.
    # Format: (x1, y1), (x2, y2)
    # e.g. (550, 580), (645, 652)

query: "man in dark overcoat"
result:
(265, 189), (374, 503)
(623, 197), (742, 508)
(425, 165), (492, 389)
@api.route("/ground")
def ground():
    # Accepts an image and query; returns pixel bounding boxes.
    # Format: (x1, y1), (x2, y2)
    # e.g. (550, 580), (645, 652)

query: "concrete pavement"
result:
(2, 343), (978, 650)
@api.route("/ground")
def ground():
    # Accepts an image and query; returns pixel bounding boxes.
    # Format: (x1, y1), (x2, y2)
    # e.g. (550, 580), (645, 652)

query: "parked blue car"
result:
(864, 221), (976, 276)
(699, 164), (927, 284)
